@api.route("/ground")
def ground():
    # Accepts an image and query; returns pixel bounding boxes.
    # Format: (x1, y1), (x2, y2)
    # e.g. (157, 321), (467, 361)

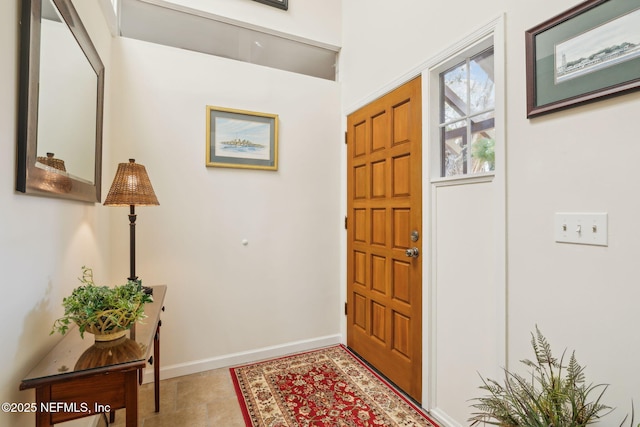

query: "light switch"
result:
(555, 213), (608, 246)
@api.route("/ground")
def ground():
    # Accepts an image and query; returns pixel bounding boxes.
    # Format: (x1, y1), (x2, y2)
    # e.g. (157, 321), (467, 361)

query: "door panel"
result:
(346, 76), (422, 402)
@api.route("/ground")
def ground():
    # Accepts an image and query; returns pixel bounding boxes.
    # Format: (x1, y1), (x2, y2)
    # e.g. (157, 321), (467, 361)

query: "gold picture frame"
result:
(206, 106), (278, 171)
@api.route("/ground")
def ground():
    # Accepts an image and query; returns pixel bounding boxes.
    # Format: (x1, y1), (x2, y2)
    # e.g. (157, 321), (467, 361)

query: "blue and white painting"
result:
(214, 117), (271, 161)
(555, 8), (640, 83)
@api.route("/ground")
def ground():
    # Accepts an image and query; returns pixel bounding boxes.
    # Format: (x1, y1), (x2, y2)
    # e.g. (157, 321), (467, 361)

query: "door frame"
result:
(341, 69), (430, 407)
(340, 15), (506, 416)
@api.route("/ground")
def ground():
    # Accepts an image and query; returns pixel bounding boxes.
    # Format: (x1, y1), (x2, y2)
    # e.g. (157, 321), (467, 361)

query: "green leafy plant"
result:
(469, 326), (624, 426)
(51, 266), (153, 338)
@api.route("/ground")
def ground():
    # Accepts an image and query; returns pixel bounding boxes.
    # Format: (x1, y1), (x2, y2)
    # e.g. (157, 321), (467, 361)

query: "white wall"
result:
(508, 1), (640, 424)
(1, 1), (113, 426)
(342, 0), (640, 425)
(164, 0), (341, 47)
(109, 36), (343, 375)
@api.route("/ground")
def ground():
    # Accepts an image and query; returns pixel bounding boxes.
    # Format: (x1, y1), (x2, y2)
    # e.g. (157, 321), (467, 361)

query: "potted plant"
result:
(469, 326), (632, 426)
(51, 266), (153, 341)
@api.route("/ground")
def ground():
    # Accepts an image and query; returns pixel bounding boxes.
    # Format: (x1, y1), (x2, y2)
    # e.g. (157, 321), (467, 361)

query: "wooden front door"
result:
(346, 77), (422, 402)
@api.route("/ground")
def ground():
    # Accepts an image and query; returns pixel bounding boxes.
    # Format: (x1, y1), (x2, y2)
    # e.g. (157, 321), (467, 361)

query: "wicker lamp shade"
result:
(35, 152), (72, 194)
(37, 152), (67, 171)
(104, 159), (159, 206)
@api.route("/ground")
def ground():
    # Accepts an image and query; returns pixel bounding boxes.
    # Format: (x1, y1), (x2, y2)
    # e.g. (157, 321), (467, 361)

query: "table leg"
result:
(154, 321), (161, 412)
(35, 387), (52, 427)
(124, 370), (139, 427)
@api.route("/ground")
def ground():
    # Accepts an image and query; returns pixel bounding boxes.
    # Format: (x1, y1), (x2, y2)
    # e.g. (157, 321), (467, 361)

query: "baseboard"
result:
(142, 334), (343, 384)
(429, 407), (462, 427)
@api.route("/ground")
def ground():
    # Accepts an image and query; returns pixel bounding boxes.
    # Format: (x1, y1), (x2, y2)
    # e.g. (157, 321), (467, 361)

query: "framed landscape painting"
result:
(206, 106), (278, 171)
(526, 0), (640, 118)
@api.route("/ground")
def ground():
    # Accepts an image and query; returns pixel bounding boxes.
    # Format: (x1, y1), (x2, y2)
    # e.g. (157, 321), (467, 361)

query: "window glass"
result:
(442, 120), (466, 177)
(441, 62), (468, 122)
(439, 47), (495, 177)
(469, 49), (495, 114)
(470, 111), (495, 173)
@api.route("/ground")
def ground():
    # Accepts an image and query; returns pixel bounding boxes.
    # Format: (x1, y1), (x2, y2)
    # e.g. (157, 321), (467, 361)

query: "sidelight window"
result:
(439, 47), (495, 177)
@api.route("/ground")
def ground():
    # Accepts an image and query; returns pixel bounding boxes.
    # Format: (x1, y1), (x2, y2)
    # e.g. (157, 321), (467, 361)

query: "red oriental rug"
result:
(230, 345), (439, 427)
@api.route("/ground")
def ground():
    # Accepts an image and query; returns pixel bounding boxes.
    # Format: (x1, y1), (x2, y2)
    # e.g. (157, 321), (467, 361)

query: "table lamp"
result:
(104, 159), (159, 293)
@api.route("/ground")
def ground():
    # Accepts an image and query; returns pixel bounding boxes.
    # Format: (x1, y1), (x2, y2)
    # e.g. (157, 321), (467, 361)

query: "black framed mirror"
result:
(17, 0), (104, 202)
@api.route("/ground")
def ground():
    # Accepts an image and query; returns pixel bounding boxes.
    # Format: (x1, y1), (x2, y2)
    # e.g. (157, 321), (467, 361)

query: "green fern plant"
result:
(469, 326), (623, 426)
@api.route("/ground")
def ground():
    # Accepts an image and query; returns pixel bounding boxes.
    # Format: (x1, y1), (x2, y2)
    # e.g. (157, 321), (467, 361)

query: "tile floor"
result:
(100, 368), (246, 427)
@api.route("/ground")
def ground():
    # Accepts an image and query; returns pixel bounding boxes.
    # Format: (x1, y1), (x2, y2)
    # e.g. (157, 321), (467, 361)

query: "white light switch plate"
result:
(555, 213), (608, 246)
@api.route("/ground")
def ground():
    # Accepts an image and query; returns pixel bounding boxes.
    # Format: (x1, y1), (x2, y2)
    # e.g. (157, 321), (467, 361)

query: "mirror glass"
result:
(39, 0), (97, 184)
(17, 0), (104, 202)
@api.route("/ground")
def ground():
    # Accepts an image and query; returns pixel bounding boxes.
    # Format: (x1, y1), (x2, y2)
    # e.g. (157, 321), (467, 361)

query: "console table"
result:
(20, 285), (166, 427)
